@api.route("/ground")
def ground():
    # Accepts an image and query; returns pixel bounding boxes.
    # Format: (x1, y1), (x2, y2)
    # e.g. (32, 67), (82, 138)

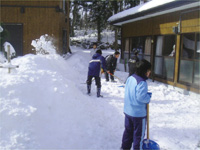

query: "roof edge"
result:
(109, 1), (199, 26)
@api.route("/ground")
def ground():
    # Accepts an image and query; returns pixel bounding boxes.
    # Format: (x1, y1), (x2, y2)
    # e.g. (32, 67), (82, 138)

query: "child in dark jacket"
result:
(128, 50), (139, 76)
(87, 50), (106, 97)
(121, 59), (152, 150)
(105, 51), (120, 82)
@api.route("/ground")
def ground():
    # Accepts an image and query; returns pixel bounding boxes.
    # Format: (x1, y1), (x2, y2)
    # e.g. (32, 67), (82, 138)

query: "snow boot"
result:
(97, 88), (103, 98)
(87, 85), (91, 95)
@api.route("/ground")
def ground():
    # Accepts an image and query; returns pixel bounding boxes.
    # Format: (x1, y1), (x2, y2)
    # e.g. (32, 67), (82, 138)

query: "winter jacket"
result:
(124, 74), (151, 117)
(105, 55), (117, 71)
(88, 53), (106, 77)
(128, 56), (139, 76)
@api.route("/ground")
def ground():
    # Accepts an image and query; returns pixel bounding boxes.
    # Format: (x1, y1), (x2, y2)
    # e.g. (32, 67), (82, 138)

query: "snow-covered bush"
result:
(31, 34), (56, 55)
(0, 42), (16, 63)
(3, 42), (16, 57)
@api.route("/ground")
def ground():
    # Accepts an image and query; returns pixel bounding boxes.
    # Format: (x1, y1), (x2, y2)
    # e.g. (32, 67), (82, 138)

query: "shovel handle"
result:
(147, 103), (149, 140)
(108, 72), (122, 82)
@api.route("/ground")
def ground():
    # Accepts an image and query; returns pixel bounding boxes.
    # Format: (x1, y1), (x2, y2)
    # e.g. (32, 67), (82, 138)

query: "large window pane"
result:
(196, 33), (200, 60)
(154, 35), (175, 80)
(131, 37), (146, 60)
(155, 36), (163, 56)
(130, 37), (138, 58)
(125, 38), (129, 52)
(124, 38), (129, 60)
(163, 35), (175, 56)
(154, 36), (164, 76)
(144, 56), (150, 62)
(179, 60), (193, 84)
(194, 61), (200, 87)
(163, 57), (174, 79)
(144, 37), (151, 55)
(130, 36), (151, 61)
(154, 57), (163, 76)
(163, 35), (176, 57)
(182, 34), (195, 59)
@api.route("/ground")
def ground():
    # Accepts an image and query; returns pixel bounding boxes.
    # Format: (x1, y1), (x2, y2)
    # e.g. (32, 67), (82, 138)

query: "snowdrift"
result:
(0, 47), (200, 149)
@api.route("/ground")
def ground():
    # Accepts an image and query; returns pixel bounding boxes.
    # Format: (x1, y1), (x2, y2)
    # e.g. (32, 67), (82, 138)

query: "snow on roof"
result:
(108, 0), (199, 26)
(108, 0), (176, 22)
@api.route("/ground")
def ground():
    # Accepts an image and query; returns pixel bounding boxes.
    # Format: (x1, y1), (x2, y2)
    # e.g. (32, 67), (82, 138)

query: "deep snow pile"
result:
(0, 46), (200, 150)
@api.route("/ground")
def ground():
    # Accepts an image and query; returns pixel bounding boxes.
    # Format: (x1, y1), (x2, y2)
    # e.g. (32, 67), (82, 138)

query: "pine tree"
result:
(70, 1), (82, 37)
(89, 0), (112, 42)
(70, 0), (150, 43)
(0, 24), (9, 52)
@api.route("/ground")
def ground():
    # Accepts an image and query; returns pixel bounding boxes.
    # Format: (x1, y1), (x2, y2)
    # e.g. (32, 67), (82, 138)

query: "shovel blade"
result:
(143, 139), (160, 150)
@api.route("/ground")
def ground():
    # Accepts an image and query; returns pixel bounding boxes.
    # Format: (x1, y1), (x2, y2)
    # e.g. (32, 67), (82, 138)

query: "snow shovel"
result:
(143, 104), (160, 150)
(108, 72), (124, 83)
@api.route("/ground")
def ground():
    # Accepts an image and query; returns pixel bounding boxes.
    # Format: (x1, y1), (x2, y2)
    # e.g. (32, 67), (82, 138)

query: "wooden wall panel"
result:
(1, 0), (68, 55)
(122, 8), (199, 37)
(181, 9), (200, 33)
(122, 18), (153, 37)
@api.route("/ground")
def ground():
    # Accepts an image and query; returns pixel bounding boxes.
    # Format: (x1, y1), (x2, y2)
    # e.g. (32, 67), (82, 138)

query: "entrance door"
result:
(2, 24), (23, 56)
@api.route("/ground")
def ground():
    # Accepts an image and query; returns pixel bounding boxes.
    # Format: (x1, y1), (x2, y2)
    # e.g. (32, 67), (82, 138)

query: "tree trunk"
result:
(97, 17), (101, 43)
(84, 6), (88, 35)
(71, 2), (78, 37)
(113, 1), (119, 51)
(114, 27), (118, 51)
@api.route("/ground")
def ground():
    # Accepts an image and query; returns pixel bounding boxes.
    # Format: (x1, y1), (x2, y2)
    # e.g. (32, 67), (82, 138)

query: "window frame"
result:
(154, 34), (176, 81)
(178, 32), (200, 88)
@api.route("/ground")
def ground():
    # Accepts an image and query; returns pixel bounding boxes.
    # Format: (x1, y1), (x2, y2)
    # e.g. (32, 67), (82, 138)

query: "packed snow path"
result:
(0, 47), (200, 150)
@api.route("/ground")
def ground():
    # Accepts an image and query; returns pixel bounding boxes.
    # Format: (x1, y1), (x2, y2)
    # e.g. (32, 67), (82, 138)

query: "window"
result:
(125, 38), (129, 52)
(130, 36), (151, 62)
(144, 37), (151, 62)
(194, 33), (200, 86)
(123, 38), (130, 60)
(179, 33), (200, 88)
(195, 33), (200, 60)
(63, 0), (66, 14)
(181, 34), (195, 59)
(154, 35), (176, 80)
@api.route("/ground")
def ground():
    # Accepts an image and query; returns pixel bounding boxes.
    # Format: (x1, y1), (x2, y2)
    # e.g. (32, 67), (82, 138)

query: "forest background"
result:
(70, 0), (150, 50)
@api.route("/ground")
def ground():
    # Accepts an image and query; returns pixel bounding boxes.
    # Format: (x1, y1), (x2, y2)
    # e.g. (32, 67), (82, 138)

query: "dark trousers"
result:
(105, 69), (114, 81)
(87, 75), (101, 88)
(121, 114), (146, 150)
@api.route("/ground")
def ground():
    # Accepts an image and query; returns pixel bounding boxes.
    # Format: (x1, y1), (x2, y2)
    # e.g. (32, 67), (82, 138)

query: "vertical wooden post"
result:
(151, 36), (155, 82)
(7, 45), (11, 73)
(147, 104), (149, 140)
(174, 35), (181, 84)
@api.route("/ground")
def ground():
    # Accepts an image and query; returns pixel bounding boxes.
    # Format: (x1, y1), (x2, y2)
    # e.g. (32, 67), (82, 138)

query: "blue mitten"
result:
(147, 92), (152, 98)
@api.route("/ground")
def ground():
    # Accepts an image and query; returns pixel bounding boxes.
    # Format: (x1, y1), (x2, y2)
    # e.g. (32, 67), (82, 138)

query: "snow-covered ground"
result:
(0, 46), (200, 150)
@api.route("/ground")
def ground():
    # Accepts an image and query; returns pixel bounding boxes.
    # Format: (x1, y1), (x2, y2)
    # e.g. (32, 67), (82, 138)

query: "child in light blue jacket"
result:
(121, 59), (152, 150)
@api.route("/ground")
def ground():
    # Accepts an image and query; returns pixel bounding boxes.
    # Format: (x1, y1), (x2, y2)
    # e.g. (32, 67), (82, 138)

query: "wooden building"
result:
(0, 0), (70, 56)
(108, 1), (200, 93)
